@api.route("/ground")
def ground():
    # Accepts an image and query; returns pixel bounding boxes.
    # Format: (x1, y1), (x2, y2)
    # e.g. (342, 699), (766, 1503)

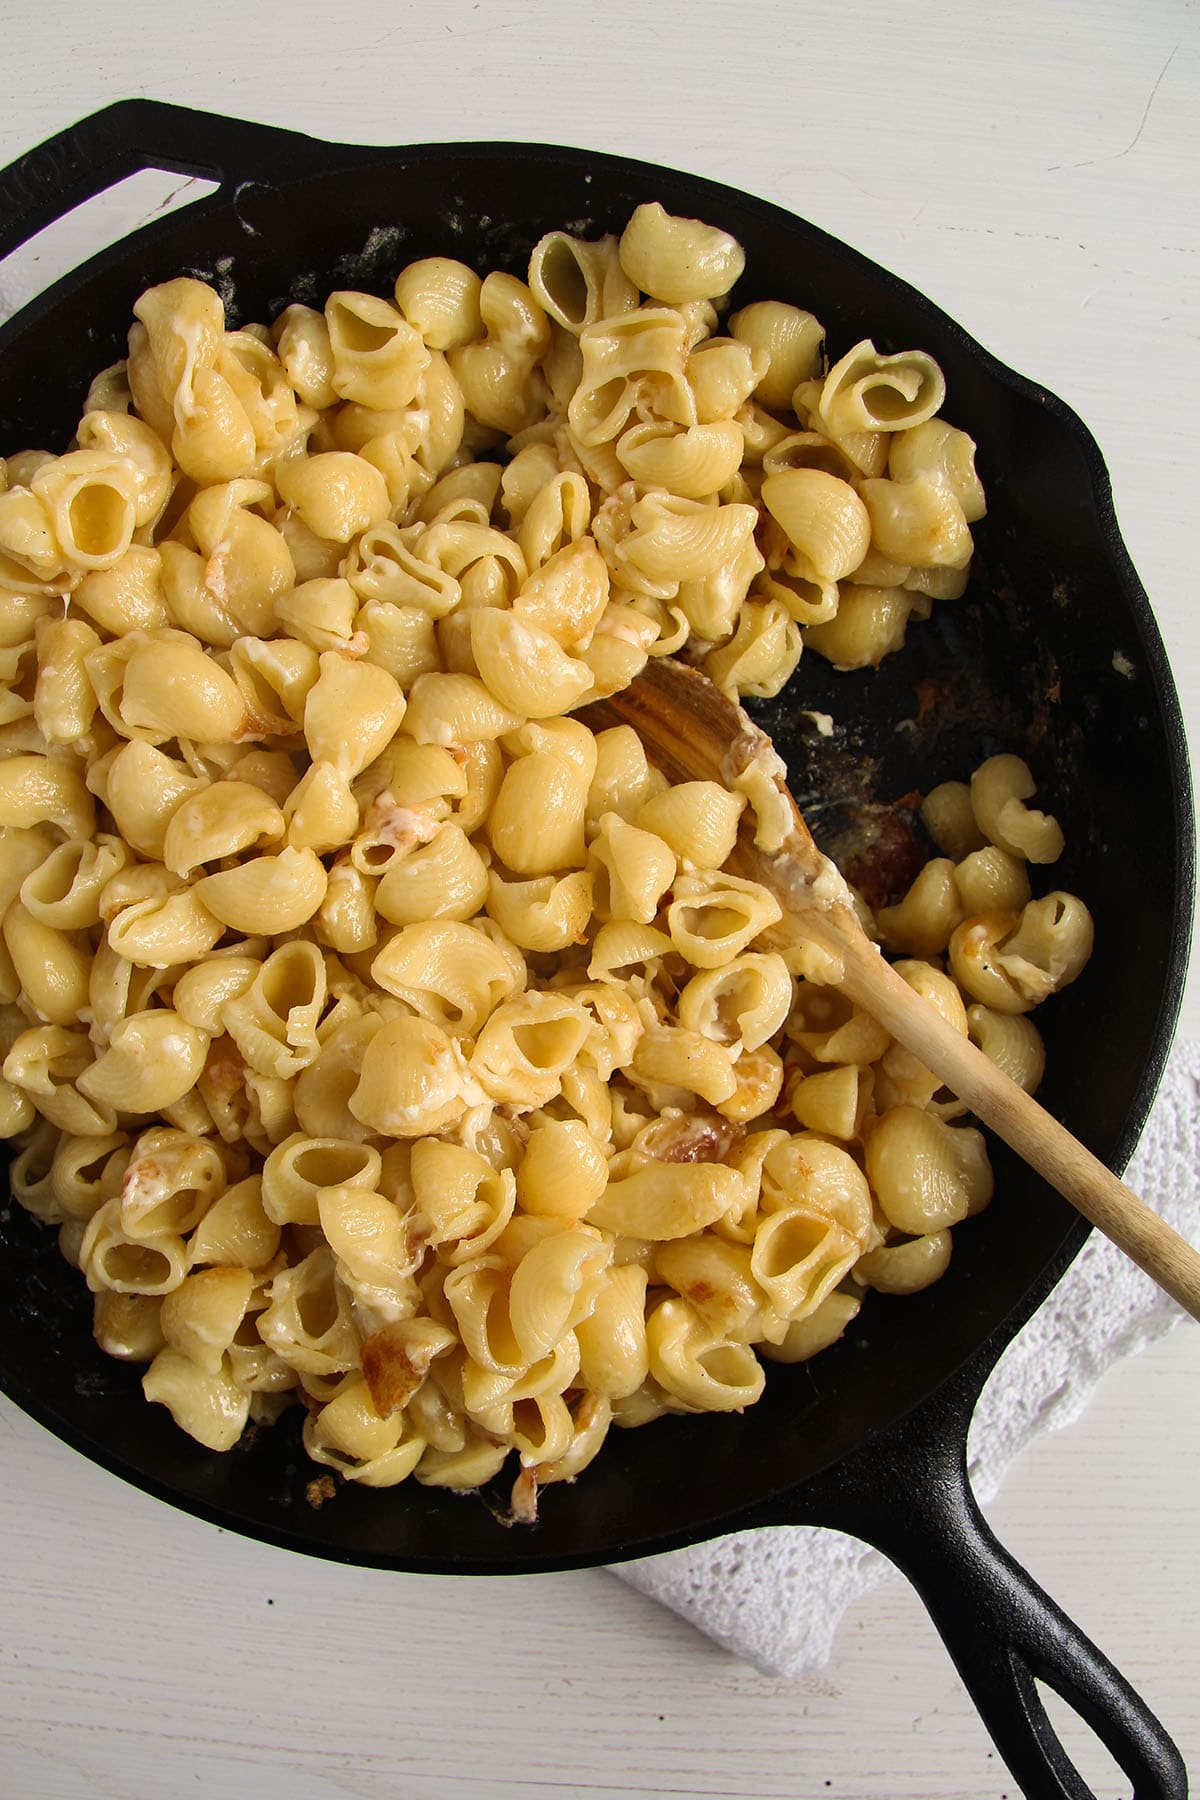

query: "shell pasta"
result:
(0, 204), (1093, 1518)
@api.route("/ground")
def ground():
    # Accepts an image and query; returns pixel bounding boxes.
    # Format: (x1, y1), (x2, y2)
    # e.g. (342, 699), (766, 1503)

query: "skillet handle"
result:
(0, 99), (350, 264)
(777, 1370), (1187, 1800)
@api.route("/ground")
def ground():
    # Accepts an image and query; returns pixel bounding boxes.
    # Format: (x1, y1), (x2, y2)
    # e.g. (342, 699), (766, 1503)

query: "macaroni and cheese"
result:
(0, 203), (1092, 1519)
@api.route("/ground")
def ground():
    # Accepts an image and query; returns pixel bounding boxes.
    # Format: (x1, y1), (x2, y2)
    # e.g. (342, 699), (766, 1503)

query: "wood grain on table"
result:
(0, 2), (1196, 1795)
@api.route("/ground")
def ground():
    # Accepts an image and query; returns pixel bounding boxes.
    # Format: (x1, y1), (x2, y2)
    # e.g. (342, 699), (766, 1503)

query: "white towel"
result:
(615, 1038), (1200, 1676)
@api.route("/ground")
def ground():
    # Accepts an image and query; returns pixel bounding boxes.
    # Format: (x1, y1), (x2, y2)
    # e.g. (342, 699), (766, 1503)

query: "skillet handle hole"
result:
(1033, 1675), (1144, 1800)
(0, 169), (218, 325)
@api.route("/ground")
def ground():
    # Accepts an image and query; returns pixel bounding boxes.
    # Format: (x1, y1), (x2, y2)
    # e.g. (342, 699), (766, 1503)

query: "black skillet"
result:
(0, 103), (1192, 1800)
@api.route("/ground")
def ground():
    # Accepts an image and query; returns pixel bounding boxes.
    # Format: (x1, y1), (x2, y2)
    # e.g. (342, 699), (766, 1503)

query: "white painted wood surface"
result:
(0, 2), (1197, 1795)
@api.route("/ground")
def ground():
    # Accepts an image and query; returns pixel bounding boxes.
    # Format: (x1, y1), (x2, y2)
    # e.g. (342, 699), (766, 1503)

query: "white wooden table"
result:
(1, 4), (1197, 1795)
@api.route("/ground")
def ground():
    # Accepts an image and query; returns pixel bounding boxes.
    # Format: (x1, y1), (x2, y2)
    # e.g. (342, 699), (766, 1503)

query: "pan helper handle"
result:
(0, 100), (345, 267)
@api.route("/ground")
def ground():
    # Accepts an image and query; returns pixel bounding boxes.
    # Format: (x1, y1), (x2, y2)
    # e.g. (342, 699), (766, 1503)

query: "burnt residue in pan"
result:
(746, 536), (1091, 915)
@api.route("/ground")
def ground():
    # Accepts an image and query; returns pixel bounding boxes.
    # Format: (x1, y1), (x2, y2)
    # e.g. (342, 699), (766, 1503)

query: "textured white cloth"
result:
(615, 1038), (1200, 1677)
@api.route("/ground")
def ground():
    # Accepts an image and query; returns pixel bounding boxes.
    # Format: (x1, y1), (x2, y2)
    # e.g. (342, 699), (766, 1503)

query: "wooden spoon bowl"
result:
(587, 656), (1200, 1321)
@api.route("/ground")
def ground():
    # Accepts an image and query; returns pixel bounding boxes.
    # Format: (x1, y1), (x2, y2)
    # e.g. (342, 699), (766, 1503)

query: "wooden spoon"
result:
(586, 656), (1200, 1322)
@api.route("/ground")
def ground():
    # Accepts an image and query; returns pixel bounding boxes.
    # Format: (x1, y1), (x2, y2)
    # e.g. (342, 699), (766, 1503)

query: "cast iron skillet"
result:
(0, 102), (1192, 1800)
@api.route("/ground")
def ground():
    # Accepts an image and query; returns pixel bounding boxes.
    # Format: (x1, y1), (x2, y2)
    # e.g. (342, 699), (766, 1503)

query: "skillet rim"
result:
(0, 119), (1192, 1574)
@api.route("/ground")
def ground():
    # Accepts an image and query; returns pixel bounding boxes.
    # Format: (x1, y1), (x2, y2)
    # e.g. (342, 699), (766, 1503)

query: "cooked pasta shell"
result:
(291, 1015), (384, 1142)
(349, 1015), (465, 1138)
(528, 230), (638, 334)
(190, 1175), (281, 1270)
(677, 953), (792, 1053)
(0, 751), (95, 838)
(516, 1120), (609, 1219)
(619, 495), (760, 589)
(820, 338), (946, 436)
(345, 523), (461, 616)
(33, 616), (101, 743)
(92, 1291), (167, 1363)
(865, 1107), (993, 1234)
(749, 1205), (858, 1321)
(374, 823), (489, 926)
(261, 1133), (382, 1228)
(20, 836), (128, 932)
(142, 1349), (249, 1450)
(488, 749), (588, 876)
(160, 1266), (256, 1376)
(190, 496), (295, 640)
(666, 870), (783, 968)
(728, 301), (824, 412)
(355, 601), (439, 688)
(352, 734), (464, 820)
(574, 1264), (650, 1399)
(117, 636), (249, 745)
(318, 1183), (413, 1305)
(859, 474), (972, 571)
(470, 609), (592, 719)
(117, 1128), (227, 1241)
(761, 1135), (874, 1244)
(171, 954), (260, 1034)
(31, 449), (139, 572)
(325, 290), (430, 410)
(615, 420), (744, 500)
(585, 919), (673, 984)
(470, 991), (592, 1108)
(0, 482), (67, 588)
(618, 204), (745, 306)
(273, 303), (337, 408)
(410, 1138), (516, 1264)
(966, 1006), (1046, 1095)
(258, 1245), (359, 1376)
(75, 410), (173, 529)
(789, 1065), (868, 1141)
(969, 754), (1064, 863)
(2, 901), (93, 1026)
(222, 939), (327, 1080)
(761, 469), (871, 584)
(804, 585), (917, 671)
(282, 760), (359, 854)
(163, 780), (286, 878)
(629, 1023), (738, 1107)
(372, 919), (524, 1036)
(588, 813), (676, 924)
(703, 598), (801, 700)
(486, 869), (594, 954)
(655, 1237), (772, 1344)
(586, 1163), (745, 1240)
(507, 1228), (611, 1363)
(889, 419), (986, 522)
(302, 651), (406, 781)
(274, 576), (360, 653)
(194, 846), (328, 934)
(229, 635), (319, 727)
(568, 308), (693, 447)
(761, 429), (860, 485)
(403, 672), (522, 747)
(513, 537), (609, 650)
(876, 857), (966, 957)
(394, 256), (483, 351)
(276, 451), (390, 543)
(634, 781), (744, 869)
(997, 893), (1093, 999)
(687, 338), (764, 425)
(77, 1010), (209, 1113)
(106, 889), (225, 969)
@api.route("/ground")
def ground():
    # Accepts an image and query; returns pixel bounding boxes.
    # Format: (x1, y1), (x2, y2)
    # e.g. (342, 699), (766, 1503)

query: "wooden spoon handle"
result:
(815, 913), (1200, 1321)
